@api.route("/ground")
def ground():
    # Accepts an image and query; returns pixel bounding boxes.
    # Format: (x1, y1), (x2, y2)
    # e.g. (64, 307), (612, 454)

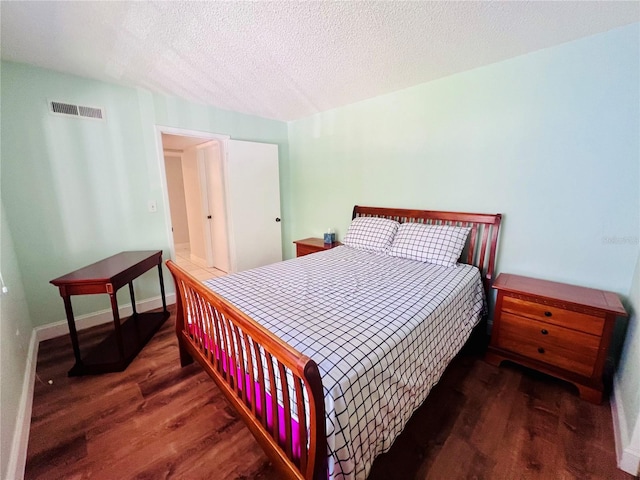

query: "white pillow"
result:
(389, 223), (471, 267)
(343, 217), (400, 253)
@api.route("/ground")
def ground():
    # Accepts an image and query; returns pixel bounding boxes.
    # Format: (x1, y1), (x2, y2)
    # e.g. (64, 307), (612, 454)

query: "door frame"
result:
(154, 126), (236, 271)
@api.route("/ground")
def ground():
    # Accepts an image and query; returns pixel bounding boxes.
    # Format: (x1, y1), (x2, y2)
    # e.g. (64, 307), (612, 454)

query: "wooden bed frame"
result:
(166, 206), (502, 480)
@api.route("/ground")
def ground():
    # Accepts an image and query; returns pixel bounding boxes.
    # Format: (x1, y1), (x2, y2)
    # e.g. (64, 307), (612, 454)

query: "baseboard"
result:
(6, 294), (177, 480)
(35, 293), (176, 342)
(6, 329), (38, 480)
(611, 374), (640, 475)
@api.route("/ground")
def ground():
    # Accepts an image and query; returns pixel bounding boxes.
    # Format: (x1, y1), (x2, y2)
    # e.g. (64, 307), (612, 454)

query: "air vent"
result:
(78, 105), (103, 119)
(49, 101), (105, 120)
(51, 101), (79, 116)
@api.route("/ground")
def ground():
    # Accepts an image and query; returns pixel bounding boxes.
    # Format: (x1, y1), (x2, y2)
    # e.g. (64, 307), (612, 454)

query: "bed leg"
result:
(179, 340), (194, 367)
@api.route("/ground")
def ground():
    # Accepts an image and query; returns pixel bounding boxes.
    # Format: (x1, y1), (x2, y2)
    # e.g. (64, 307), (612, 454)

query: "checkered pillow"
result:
(389, 223), (471, 267)
(343, 217), (400, 253)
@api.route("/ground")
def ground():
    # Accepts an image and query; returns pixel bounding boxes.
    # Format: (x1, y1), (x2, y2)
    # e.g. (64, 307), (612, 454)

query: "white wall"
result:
(0, 202), (34, 480)
(163, 154), (190, 246)
(614, 250), (640, 474)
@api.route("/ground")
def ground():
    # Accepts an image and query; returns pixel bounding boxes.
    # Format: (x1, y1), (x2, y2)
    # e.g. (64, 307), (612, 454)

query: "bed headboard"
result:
(352, 205), (502, 292)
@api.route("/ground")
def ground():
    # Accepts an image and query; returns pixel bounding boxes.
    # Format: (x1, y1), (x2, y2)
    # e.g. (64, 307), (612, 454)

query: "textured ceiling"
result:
(1, 1), (638, 121)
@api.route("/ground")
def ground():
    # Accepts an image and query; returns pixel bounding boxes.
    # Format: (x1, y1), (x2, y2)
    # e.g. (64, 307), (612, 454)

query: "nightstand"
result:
(293, 238), (342, 257)
(485, 273), (627, 404)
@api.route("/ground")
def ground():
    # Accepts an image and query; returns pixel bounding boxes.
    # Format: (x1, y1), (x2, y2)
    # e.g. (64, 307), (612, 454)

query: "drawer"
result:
(501, 295), (605, 336)
(495, 312), (599, 377)
(296, 245), (319, 257)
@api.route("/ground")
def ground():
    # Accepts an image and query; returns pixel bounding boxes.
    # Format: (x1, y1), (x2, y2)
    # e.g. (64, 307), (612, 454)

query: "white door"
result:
(226, 140), (282, 272)
(182, 146), (208, 266)
(200, 143), (230, 273)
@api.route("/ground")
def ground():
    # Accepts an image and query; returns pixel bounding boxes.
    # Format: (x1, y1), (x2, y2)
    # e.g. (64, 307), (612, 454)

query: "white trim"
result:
(6, 329), (38, 480)
(193, 140), (219, 151)
(35, 293), (176, 342)
(611, 374), (640, 475)
(222, 143), (237, 273)
(631, 415), (640, 476)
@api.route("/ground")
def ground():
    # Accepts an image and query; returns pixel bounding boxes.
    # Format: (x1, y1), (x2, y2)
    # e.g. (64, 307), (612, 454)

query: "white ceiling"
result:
(1, 1), (638, 122)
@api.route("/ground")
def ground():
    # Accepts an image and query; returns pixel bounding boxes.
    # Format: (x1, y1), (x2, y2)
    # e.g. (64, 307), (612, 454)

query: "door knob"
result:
(275, 218), (281, 222)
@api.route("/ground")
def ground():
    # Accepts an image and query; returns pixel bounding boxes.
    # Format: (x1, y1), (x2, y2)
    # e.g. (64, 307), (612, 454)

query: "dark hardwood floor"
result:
(26, 307), (635, 480)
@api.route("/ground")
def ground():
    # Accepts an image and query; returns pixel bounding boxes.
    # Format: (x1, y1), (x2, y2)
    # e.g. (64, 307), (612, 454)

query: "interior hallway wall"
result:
(163, 153), (190, 246)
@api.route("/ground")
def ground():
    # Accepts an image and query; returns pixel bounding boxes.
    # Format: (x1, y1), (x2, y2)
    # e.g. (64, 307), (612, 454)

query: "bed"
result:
(166, 205), (502, 480)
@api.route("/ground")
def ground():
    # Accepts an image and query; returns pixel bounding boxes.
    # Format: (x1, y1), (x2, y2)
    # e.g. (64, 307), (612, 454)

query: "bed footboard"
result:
(166, 261), (327, 480)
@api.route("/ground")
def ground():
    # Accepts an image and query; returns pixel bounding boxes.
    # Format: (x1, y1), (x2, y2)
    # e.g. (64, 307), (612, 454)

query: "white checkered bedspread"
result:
(203, 245), (485, 480)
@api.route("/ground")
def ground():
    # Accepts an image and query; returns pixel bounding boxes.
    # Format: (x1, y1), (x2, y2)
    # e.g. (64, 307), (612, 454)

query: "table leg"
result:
(158, 263), (167, 314)
(62, 295), (83, 373)
(109, 293), (126, 363)
(128, 282), (137, 315)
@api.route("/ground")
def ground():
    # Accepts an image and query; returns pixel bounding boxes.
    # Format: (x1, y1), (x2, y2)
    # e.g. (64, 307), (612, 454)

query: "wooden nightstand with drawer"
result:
(485, 273), (627, 404)
(293, 238), (342, 257)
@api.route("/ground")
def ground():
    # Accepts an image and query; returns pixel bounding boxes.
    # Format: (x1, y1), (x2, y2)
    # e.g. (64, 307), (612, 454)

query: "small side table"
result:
(293, 237), (342, 257)
(50, 250), (170, 376)
(486, 273), (627, 403)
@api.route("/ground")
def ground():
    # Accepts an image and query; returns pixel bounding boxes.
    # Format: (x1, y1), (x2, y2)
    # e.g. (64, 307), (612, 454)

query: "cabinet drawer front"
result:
(501, 296), (605, 336)
(296, 245), (318, 257)
(495, 313), (599, 377)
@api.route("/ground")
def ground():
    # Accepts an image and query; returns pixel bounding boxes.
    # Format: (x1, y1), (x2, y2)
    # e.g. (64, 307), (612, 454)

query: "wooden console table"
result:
(50, 250), (169, 376)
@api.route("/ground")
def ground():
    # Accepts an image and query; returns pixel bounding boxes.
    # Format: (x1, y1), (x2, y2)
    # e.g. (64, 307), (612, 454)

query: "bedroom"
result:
(1, 2), (638, 479)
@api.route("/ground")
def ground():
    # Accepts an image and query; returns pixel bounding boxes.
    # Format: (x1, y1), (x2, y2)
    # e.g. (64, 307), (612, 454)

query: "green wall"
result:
(0, 202), (33, 480)
(0, 61), (289, 327)
(287, 24), (639, 296)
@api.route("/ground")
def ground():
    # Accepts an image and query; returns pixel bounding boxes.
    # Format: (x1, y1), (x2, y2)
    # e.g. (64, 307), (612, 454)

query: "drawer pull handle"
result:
(538, 347), (545, 354)
(541, 329), (548, 335)
(544, 311), (552, 317)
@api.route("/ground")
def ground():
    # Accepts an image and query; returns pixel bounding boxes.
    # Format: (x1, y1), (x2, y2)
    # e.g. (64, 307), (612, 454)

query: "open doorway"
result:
(160, 132), (230, 281)
(156, 125), (284, 275)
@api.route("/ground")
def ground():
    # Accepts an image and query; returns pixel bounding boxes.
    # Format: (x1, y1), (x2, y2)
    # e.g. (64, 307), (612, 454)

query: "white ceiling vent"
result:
(49, 101), (105, 120)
